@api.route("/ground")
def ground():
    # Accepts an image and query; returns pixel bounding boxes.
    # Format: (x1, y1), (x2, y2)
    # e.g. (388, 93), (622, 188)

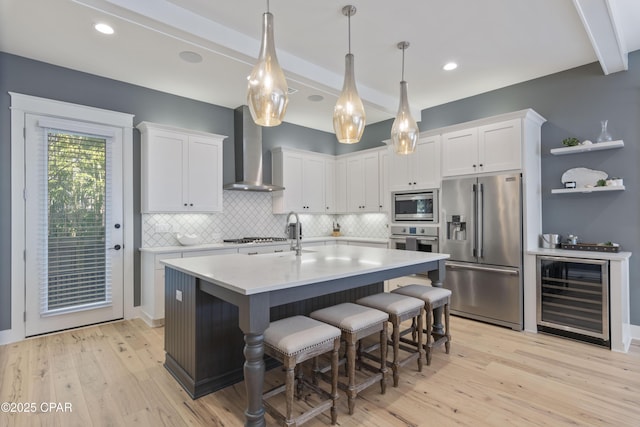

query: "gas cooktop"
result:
(223, 237), (289, 244)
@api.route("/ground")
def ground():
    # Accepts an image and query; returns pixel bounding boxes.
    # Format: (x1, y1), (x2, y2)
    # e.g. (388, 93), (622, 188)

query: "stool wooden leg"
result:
(330, 338), (340, 425)
(417, 309), (424, 372)
(445, 301), (451, 354)
(285, 360), (295, 422)
(295, 365), (304, 399)
(379, 326), (388, 395)
(346, 337), (357, 415)
(312, 356), (319, 386)
(425, 302), (433, 366)
(391, 317), (400, 387)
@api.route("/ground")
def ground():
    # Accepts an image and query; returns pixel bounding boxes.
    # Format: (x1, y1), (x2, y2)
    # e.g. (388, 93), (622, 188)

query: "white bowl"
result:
(176, 233), (201, 246)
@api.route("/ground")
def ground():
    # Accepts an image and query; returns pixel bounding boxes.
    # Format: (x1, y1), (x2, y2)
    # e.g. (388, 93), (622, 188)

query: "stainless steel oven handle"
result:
(445, 261), (519, 275)
(417, 237), (438, 243)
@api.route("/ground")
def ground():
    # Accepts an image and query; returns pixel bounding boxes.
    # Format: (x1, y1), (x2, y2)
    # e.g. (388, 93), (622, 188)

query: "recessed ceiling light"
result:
(179, 51), (203, 63)
(307, 94), (324, 102)
(443, 62), (458, 71)
(94, 23), (114, 35)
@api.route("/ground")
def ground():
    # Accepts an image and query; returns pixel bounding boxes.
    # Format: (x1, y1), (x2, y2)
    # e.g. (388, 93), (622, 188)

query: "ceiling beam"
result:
(572, 0), (628, 75)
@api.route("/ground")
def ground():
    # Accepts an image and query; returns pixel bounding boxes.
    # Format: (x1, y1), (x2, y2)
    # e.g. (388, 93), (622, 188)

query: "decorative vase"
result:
(597, 119), (613, 143)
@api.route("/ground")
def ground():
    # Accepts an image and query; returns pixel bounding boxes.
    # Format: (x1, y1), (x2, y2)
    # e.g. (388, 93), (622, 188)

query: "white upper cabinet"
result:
(139, 122), (224, 213)
(442, 119), (521, 177)
(346, 150), (380, 213)
(334, 158), (348, 213)
(478, 119), (522, 173)
(441, 127), (479, 176)
(389, 135), (441, 190)
(324, 158), (336, 214)
(271, 147), (327, 214)
(378, 148), (390, 212)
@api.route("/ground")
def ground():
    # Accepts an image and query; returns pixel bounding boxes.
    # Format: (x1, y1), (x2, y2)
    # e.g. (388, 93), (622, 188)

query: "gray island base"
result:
(161, 245), (449, 427)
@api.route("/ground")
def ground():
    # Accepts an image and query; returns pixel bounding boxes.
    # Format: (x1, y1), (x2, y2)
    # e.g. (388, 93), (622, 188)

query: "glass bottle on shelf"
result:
(596, 119), (613, 143)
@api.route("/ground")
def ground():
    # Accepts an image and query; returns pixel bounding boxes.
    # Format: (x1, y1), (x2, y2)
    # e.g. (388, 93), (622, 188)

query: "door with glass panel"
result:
(24, 115), (124, 336)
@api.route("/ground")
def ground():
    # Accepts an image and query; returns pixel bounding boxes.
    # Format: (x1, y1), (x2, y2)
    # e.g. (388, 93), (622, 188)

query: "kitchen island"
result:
(162, 245), (449, 427)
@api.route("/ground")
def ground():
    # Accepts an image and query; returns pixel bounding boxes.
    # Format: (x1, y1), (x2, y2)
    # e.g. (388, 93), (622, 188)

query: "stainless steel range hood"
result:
(223, 105), (284, 192)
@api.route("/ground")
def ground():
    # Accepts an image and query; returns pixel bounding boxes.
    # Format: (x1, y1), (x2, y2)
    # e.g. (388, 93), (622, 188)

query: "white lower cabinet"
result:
(140, 248), (237, 326)
(141, 251), (181, 326)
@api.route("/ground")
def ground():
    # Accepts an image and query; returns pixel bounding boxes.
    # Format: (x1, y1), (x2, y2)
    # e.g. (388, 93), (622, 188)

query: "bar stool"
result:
(391, 285), (451, 365)
(310, 303), (388, 415)
(356, 292), (425, 387)
(263, 315), (341, 426)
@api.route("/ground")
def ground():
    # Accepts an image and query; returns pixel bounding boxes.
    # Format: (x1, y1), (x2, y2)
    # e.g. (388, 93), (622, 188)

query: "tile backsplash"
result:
(142, 191), (390, 247)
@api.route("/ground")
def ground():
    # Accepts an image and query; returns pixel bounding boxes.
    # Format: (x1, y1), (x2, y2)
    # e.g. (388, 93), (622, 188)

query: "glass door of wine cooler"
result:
(537, 256), (609, 342)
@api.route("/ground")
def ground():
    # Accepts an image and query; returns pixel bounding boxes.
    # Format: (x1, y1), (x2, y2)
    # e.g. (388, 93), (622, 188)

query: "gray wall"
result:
(1, 49), (639, 331)
(0, 52), (335, 331)
(416, 51), (640, 325)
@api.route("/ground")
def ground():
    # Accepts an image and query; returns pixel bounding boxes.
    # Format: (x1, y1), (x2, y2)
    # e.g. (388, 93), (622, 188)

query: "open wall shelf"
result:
(551, 185), (625, 194)
(550, 140), (624, 155)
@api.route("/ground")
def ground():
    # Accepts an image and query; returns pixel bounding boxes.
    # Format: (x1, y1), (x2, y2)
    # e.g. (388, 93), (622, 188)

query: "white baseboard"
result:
(0, 327), (23, 346)
(630, 324), (640, 342)
(139, 310), (165, 328)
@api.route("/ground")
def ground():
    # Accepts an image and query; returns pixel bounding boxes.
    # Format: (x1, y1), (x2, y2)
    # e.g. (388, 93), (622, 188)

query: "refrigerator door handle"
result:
(472, 183), (478, 258)
(445, 261), (520, 276)
(479, 182), (484, 259)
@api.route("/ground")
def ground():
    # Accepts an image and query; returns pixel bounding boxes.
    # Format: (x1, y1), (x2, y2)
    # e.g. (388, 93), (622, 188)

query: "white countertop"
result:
(527, 247), (631, 260)
(161, 245), (448, 295)
(140, 236), (389, 254)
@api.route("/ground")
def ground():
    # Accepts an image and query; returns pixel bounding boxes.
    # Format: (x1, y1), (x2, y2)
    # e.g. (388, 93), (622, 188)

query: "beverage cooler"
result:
(536, 255), (610, 347)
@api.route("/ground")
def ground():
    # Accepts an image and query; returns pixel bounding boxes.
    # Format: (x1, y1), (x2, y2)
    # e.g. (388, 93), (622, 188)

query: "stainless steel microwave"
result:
(392, 190), (438, 223)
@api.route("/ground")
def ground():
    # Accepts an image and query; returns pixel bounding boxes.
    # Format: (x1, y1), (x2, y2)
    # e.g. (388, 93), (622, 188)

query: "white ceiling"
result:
(2, 0), (640, 134)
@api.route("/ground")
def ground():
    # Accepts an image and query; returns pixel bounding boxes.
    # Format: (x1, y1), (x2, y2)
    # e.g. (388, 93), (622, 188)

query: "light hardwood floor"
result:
(1, 317), (639, 427)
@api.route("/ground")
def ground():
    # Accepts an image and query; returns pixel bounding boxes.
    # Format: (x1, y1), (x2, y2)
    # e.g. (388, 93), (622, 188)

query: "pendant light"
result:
(333, 5), (366, 144)
(390, 41), (419, 155)
(247, 0), (288, 127)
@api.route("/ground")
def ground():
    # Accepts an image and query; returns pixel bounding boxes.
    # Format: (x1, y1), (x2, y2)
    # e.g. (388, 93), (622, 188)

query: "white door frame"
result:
(2, 92), (135, 345)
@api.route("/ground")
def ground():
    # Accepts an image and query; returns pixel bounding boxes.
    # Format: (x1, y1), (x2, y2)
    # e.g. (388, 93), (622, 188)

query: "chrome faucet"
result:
(285, 211), (302, 256)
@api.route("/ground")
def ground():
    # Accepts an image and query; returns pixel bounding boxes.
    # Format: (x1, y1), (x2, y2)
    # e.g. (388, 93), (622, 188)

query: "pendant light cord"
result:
(348, 9), (352, 54)
(266, 0), (270, 13)
(401, 44), (406, 81)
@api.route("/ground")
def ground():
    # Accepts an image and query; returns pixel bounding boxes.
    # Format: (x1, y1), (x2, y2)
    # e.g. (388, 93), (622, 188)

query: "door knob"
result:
(113, 244), (122, 250)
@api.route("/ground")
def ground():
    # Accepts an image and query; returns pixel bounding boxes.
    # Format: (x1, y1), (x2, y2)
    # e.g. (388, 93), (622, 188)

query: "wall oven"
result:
(389, 225), (439, 253)
(389, 226), (438, 281)
(392, 190), (438, 223)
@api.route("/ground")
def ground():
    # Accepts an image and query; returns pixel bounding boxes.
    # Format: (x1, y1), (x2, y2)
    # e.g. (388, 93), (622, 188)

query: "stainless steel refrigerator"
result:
(440, 173), (523, 330)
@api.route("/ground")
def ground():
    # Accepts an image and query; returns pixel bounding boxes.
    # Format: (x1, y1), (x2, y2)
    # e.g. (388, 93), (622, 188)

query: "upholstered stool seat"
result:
(356, 292), (424, 386)
(263, 315), (341, 426)
(391, 285), (451, 365)
(310, 303), (388, 415)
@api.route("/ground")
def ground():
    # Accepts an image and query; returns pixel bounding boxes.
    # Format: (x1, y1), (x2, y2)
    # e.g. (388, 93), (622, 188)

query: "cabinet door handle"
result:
(472, 164), (476, 168)
(479, 163), (483, 167)
(184, 203), (188, 206)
